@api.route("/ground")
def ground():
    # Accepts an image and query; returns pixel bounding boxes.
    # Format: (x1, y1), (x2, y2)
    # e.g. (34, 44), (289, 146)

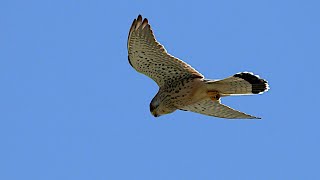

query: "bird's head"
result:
(150, 101), (161, 117)
(150, 95), (175, 117)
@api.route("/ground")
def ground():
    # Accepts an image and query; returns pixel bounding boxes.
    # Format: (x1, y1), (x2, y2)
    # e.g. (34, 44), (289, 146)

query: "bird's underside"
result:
(127, 15), (269, 119)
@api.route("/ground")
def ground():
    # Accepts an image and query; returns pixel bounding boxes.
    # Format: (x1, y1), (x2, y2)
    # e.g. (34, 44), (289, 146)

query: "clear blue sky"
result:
(1, 0), (319, 179)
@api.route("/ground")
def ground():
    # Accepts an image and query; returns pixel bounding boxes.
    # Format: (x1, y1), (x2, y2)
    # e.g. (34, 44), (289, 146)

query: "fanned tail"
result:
(205, 72), (269, 96)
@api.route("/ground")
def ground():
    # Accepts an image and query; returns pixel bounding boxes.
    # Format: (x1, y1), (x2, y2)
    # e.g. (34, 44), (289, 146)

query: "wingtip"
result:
(142, 17), (148, 24)
(128, 15), (148, 42)
(132, 14), (150, 30)
(241, 114), (262, 120)
(137, 14), (143, 22)
(246, 114), (262, 119)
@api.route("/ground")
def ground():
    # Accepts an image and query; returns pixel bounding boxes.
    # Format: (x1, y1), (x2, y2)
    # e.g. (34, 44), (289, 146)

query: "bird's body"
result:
(153, 77), (206, 112)
(127, 15), (269, 119)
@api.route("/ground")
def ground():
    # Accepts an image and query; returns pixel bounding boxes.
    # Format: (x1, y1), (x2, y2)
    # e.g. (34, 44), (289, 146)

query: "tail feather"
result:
(205, 72), (269, 96)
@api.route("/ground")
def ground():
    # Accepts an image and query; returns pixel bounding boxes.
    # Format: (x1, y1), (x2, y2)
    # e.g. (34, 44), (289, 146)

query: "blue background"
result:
(1, 0), (319, 179)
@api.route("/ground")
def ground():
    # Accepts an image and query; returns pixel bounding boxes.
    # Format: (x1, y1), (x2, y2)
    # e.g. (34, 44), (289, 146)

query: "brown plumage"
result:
(127, 15), (269, 119)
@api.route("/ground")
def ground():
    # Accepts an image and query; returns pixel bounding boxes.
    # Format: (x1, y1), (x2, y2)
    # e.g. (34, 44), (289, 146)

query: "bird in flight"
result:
(127, 15), (269, 119)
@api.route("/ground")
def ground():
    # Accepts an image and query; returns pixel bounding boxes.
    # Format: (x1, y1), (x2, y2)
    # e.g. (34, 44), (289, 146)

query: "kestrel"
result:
(127, 15), (269, 119)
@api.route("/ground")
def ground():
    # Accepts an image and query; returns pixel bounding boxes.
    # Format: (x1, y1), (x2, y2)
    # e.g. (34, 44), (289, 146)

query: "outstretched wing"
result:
(127, 15), (203, 87)
(181, 98), (260, 119)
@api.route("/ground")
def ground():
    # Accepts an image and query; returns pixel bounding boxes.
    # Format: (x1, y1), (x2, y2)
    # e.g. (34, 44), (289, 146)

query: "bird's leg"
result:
(207, 90), (221, 101)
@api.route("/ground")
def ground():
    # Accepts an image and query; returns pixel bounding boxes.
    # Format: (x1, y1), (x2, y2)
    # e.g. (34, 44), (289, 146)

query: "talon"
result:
(207, 91), (220, 101)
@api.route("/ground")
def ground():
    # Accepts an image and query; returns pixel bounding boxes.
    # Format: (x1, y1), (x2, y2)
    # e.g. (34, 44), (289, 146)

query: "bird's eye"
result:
(150, 103), (156, 112)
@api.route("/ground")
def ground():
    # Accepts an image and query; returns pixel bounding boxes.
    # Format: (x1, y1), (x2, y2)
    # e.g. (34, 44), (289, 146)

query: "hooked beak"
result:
(152, 111), (160, 117)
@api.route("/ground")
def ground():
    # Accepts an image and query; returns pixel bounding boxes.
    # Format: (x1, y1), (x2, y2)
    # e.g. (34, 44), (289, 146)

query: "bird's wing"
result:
(181, 98), (260, 119)
(127, 15), (203, 87)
